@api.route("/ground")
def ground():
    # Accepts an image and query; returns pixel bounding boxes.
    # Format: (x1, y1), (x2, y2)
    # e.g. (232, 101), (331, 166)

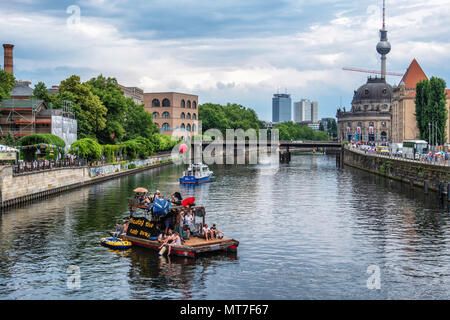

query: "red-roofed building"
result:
(391, 59), (450, 143)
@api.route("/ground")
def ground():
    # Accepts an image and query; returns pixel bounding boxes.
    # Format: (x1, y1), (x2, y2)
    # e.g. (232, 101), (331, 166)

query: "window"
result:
(381, 121), (386, 127)
(181, 99), (185, 108)
(152, 112), (159, 119)
(187, 100), (191, 108)
(193, 101), (197, 109)
(192, 113), (196, 120)
(187, 124), (191, 132)
(192, 124), (196, 132)
(364, 88), (369, 95)
(186, 113), (191, 119)
(181, 123), (185, 129)
(181, 112), (185, 119)
(162, 98), (171, 107)
(162, 112), (170, 119)
(162, 123), (170, 131)
(152, 99), (160, 107)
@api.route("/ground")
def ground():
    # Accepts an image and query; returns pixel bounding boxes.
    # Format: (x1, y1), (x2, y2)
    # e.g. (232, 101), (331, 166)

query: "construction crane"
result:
(343, 67), (403, 77)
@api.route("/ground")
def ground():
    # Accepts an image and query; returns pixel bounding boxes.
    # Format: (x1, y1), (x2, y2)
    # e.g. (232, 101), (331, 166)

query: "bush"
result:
(128, 163), (136, 169)
(71, 138), (102, 162)
(16, 133), (66, 161)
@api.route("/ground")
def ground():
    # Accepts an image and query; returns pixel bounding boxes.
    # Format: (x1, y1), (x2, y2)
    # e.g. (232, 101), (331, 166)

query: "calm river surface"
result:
(1, 153), (450, 299)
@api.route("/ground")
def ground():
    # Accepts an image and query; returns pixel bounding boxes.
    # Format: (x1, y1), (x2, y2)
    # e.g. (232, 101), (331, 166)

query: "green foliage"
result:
(415, 77), (448, 144)
(57, 75), (108, 139)
(327, 119), (337, 139)
(32, 82), (52, 103)
(319, 122), (325, 131)
(2, 131), (16, 146)
(16, 134), (66, 161)
(102, 144), (122, 163)
(149, 134), (179, 152)
(71, 138), (102, 162)
(124, 102), (159, 140)
(0, 69), (15, 102)
(128, 163), (136, 169)
(199, 103), (260, 136)
(274, 122), (331, 141)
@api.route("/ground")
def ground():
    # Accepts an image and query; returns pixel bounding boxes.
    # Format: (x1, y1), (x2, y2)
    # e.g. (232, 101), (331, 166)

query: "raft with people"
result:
(106, 188), (239, 258)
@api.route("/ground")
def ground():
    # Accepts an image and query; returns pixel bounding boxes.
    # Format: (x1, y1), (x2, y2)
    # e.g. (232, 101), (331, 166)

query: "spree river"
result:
(1, 153), (450, 300)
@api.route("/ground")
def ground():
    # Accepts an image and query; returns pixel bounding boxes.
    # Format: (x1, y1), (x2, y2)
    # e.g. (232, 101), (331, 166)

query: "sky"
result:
(1, 0), (450, 121)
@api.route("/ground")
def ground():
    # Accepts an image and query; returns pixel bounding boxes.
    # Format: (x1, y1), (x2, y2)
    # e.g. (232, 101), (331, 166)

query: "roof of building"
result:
(352, 77), (393, 105)
(400, 59), (428, 89)
(0, 99), (47, 110)
(10, 82), (34, 97)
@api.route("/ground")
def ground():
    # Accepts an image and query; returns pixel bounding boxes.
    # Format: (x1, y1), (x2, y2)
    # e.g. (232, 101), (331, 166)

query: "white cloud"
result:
(0, 0), (449, 120)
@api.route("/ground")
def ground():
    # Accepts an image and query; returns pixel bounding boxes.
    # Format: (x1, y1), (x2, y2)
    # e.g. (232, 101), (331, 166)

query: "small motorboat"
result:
(100, 237), (132, 250)
(179, 163), (213, 184)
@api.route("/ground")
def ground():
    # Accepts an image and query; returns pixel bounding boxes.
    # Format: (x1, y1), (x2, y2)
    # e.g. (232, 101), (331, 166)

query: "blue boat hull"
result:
(179, 174), (211, 184)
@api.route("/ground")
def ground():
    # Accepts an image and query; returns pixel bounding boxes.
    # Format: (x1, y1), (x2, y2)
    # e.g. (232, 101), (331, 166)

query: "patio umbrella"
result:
(133, 187), (148, 193)
(181, 197), (195, 207)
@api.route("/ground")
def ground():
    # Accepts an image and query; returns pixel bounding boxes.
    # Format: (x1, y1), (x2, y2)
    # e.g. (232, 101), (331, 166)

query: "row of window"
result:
(151, 98), (197, 109)
(160, 123), (197, 132)
(152, 112), (197, 120)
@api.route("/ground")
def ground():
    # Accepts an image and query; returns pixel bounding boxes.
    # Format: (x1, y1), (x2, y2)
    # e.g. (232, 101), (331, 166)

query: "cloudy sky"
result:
(1, 0), (449, 120)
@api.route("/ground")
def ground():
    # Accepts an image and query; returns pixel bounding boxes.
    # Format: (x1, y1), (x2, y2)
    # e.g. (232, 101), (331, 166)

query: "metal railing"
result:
(13, 159), (87, 174)
(345, 145), (450, 167)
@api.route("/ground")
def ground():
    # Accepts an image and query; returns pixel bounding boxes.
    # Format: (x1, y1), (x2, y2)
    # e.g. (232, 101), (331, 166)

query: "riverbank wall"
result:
(0, 154), (173, 209)
(343, 147), (450, 193)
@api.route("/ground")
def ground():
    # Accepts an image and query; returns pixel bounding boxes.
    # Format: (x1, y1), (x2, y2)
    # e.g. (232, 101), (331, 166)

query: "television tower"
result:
(376, 0), (391, 80)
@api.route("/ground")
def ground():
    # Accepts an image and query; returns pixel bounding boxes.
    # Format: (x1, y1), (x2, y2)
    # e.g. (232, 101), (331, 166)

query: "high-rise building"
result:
(293, 99), (318, 122)
(272, 93), (291, 123)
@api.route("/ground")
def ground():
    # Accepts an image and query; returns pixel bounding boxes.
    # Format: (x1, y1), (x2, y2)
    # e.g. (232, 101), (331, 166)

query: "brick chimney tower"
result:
(3, 44), (14, 75)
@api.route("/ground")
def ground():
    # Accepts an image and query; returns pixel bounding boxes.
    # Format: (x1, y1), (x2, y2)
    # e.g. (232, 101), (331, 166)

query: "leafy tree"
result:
(0, 69), (15, 102)
(70, 138), (102, 163)
(319, 122), (325, 131)
(199, 103), (261, 136)
(32, 82), (52, 103)
(327, 119), (337, 139)
(57, 75), (108, 139)
(87, 75), (128, 144)
(415, 77), (448, 144)
(123, 101), (159, 141)
(2, 132), (16, 146)
(274, 122), (330, 141)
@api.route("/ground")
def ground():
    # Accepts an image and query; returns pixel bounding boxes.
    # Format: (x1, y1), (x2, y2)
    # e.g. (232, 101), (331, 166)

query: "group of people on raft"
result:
(157, 223), (224, 256)
(111, 188), (225, 256)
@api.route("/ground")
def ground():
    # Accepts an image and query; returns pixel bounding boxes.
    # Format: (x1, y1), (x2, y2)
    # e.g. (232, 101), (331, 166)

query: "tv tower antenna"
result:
(376, 0), (391, 79)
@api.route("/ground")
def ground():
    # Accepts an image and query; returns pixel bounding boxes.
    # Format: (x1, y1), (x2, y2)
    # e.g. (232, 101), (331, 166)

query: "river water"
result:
(1, 153), (450, 300)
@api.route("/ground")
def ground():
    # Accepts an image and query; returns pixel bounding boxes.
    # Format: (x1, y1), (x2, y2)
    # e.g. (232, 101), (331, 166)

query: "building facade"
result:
(391, 59), (450, 144)
(294, 99), (318, 123)
(337, 77), (393, 143)
(143, 92), (198, 138)
(272, 93), (291, 123)
(118, 84), (144, 105)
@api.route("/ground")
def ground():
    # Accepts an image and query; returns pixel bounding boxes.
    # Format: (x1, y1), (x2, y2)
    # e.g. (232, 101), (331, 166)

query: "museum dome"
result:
(352, 77), (393, 106)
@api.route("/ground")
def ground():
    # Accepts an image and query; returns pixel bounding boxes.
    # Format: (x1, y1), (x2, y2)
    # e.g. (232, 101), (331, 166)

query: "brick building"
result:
(143, 92), (198, 137)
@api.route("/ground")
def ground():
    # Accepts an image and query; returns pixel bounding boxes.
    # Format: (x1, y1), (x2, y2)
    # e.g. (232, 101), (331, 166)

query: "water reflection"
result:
(1, 154), (450, 299)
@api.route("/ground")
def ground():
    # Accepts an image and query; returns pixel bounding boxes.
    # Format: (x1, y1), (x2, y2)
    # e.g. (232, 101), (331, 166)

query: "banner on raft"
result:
(127, 217), (160, 240)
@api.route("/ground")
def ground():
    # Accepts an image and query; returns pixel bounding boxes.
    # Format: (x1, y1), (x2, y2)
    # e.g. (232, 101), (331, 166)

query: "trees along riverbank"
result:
(415, 77), (448, 144)
(7, 75), (180, 164)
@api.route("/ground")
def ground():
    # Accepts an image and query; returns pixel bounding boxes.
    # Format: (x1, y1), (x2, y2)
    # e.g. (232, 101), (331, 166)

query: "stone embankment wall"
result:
(343, 147), (450, 192)
(0, 156), (173, 209)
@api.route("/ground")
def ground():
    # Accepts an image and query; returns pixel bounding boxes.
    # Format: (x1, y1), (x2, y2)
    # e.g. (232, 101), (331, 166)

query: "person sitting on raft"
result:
(202, 224), (214, 241)
(166, 232), (182, 256)
(113, 221), (124, 240)
(210, 224), (224, 239)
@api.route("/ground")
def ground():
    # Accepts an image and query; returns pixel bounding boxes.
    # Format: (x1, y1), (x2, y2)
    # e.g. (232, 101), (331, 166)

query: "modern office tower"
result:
(272, 93), (292, 123)
(293, 99), (318, 122)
